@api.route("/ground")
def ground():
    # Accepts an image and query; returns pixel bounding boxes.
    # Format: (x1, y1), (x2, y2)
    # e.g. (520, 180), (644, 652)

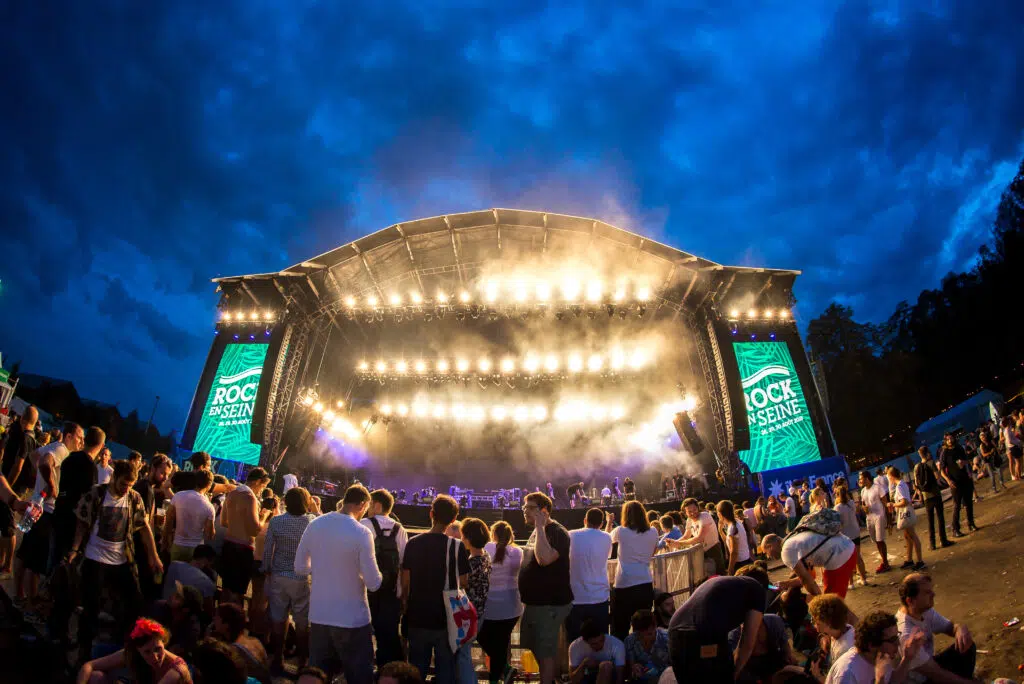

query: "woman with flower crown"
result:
(77, 617), (192, 684)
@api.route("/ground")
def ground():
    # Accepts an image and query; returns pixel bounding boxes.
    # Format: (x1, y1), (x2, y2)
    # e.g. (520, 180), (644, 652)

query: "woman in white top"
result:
(715, 500), (751, 576)
(857, 471), (889, 573)
(163, 469), (216, 563)
(609, 501), (659, 640)
(886, 467), (924, 570)
(479, 521), (523, 684)
(833, 485), (869, 587)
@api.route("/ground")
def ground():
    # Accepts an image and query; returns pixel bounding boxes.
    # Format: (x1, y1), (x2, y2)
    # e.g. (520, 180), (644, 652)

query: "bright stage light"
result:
(389, 294), (402, 306)
(345, 296), (357, 308)
(313, 402), (324, 413)
(456, 359), (470, 373)
(491, 406), (507, 421)
(375, 360), (387, 373)
(437, 359), (450, 373)
(485, 288), (498, 304)
(414, 360), (427, 374)
(779, 309), (791, 319)
(395, 360), (408, 374)
(610, 405), (626, 420)
(524, 356), (539, 373)
(586, 281), (602, 302)
(561, 278), (582, 301)
(500, 358), (515, 374)
(610, 349), (625, 371)
(249, 311), (259, 320)
(410, 291), (423, 304)
(636, 285), (652, 302)
(221, 312), (232, 321)
(437, 291), (449, 304)
(478, 358), (492, 373)
(432, 405), (447, 419)
(544, 354), (559, 372)
(590, 405), (608, 420)
(396, 403), (409, 417)
(587, 354), (603, 372)
(514, 405), (530, 422)
(763, 309), (774, 318)
(452, 404), (467, 419)
(532, 405), (548, 421)
(324, 410), (336, 421)
(613, 288), (626, 303)
(567, 354), (584, 373)
(459, 291), (471, 303)
(729, 308), (740, 318)
(747, 309), (757, 319)
(330, 418), (345, 432)
(536, 282), (551, 302)
(469, 406), (486, 421)
(263, 311), (274, 321)
(514, 284), (528, 303)
(628, 349), (647, 370)
(336, 400), (345, 409)
(381, 404), (393, 416)
(413, 403), (428, 418)
(301, 395), (314, 407)
(367, 295), (379, 307)
(682, 395), (698, 412)
(358, 361), (369, 372)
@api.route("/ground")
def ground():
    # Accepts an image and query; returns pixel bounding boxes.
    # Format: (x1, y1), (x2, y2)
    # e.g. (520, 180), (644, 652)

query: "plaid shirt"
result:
(262, 512), (316, 580)
(75, 484), (149, 588)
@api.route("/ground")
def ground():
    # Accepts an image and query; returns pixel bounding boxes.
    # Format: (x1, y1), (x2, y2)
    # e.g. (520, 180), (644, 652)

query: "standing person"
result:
(0, 406), (38, 576)
(164, 469), (216, 562)
(937, 433), (978, 537)
(69, 460), (163, 667)
(979, 429), (1005, 492)
(609, 501), (659, 640)
(833, 487), (869, 587)
(457, 518), (492, 684)
(293, 484), (380, 684)
(53, 427), (105, 567)
(715, 501), (752, 576)
(760, 527), (858, 601)
(824, 611), (923, 684)
(857, 471), (889, 573)
(665, 498), (727, 575)
(263, 486), (316, 673)
(480, 521), (523, 684)
(896, 573), (976, 683)
(518, 491), (573, 684)
(15, 421), (84, 604)
(913, 448), (952, 551)
(96, 448), (114, 485)
(1001, 416), (1022, 481)
(781, 491), (799, 532)
(360, 488), (408, 668)
(135, 453), (173, 602)
(886, 467), (924, 570)
(220, 467), (273, 604)
(401, 495), (469, 684)
(667, 572), (768, 681)
(282, 469), (299, 493)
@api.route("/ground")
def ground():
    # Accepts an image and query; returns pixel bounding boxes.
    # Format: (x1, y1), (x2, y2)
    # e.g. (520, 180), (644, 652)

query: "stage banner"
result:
(192, 342), (269, 465)
(733, 341), (822, 473)
(757, 456), (849, 499)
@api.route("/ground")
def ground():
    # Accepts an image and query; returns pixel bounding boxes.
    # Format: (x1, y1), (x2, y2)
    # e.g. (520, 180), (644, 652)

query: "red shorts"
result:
(822, 550), (858, 598)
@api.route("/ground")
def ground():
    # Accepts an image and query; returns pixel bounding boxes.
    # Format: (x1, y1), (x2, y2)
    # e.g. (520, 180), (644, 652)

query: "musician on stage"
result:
(565, 482), (585, 509)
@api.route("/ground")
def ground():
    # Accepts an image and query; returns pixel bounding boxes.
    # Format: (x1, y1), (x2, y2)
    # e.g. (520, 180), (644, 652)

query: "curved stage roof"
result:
(212, 209), (800, 317)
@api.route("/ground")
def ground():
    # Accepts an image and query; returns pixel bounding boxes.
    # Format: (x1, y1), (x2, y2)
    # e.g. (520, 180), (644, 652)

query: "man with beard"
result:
(937, 433), (978, 537)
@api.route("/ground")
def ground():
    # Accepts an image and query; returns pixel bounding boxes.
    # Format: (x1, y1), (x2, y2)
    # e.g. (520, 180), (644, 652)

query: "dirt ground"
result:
(775, 479), (1024, 681)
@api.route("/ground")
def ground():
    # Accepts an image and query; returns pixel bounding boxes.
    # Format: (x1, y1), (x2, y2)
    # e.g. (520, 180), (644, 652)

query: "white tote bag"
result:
(442, 536), (478, 652)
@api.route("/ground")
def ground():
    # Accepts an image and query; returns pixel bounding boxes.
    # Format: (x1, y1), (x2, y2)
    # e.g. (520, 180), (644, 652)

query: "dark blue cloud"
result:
(1, 0), (1022, 430)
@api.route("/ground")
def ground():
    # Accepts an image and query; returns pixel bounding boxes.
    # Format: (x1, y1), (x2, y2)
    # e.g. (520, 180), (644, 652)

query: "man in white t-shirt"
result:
(896, 573), (975, 683)
(666, 498), (726, 575)
(781, 492), (798, 532)
(14, 421), (84, 602)
(760, 529), (857, 601)
(96, 448), (113, 485)
(359, 488), (409, 667)
(283, 471), (299, 493)
(809, 594), (855, 678)
(825, 611), (922, 684)
(569, 618), (626, 684)
(164, 469), (216, 562)
(567, 508), (614, 643)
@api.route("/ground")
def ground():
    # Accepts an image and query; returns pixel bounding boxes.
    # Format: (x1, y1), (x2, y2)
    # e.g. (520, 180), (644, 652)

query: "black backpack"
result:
(369, 517), (402, 594)
(914, 462), (938, 493)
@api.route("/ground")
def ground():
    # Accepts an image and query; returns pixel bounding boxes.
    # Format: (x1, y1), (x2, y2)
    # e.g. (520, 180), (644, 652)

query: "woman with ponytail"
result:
(478, 521), (523, 683)
(77, 618), (192, 683)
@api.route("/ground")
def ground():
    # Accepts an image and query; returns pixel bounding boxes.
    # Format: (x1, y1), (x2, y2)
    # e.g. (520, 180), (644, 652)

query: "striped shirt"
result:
(262, 512), (316, 580)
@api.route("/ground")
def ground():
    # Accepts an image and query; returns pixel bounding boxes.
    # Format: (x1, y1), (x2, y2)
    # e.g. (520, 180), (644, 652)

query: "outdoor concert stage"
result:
(181, 209), (836, 492)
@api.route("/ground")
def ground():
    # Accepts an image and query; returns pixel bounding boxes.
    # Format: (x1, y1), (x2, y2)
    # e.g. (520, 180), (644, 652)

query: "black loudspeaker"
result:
(673, 411), (706, 455)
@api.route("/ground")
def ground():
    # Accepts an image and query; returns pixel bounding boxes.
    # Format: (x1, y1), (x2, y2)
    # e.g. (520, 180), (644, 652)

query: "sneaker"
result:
(940, 540), (955, 548)
(875, 562), (891, 573)
(900, 560), (915, 569)
(913, 561), (927, 570)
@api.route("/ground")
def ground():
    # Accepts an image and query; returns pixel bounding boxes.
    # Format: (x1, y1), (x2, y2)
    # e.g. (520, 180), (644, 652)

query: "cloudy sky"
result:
(2, 1), (1023, 432)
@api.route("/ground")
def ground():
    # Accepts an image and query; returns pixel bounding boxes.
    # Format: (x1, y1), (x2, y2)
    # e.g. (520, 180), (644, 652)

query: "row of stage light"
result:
(219, 310), (279, 323)
(725, 308), (792, 321)
(355, 349), (651, 377)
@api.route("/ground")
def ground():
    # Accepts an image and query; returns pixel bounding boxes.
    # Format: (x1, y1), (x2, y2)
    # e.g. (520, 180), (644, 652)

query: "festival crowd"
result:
(0, 403), (1017, 683)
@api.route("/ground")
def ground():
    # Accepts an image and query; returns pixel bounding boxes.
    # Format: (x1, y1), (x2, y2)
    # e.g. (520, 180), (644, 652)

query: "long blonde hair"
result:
(808, 488), (828, 513)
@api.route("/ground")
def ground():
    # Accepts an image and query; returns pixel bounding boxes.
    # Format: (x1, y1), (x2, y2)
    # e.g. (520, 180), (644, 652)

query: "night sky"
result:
(2, 2), (1023, 433)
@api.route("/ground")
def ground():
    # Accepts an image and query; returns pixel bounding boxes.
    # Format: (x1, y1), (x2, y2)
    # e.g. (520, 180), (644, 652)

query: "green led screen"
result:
(733, 341), (821, 473)
(193, 342), (268, 465)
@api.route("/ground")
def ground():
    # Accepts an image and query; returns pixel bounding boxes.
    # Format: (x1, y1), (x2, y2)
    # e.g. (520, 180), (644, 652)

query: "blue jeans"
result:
(409, 627), (457, 684)
(455, 637), (476, 684)
(309, 622), (374, 684)
(991, 465), (1006, 491)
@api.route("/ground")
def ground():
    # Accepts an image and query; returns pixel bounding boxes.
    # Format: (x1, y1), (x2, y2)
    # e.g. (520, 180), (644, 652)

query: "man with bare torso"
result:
(220, 467), (273, 602)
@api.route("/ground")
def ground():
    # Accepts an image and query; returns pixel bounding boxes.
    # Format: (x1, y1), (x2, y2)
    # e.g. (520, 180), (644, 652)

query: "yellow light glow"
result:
(536, 282), (551, 302)
(763, 309), (774, 318)
(452, 404), (467, 419)
(682, 395), (698, 412)
(263, 311), (274, 320)
(413, 404), (428, 418)
(456, 359), (470, 373)
(486, 289), (498, 303)
(437, 359), (450, 373)
(514, 285), (528, 303)
(395, 360), (408, 373)
(396, 404), (409, 417)
(330, 418), (345, 432)
(221, 312), (232, 321)
(514, 406), (530, 422)
(636, 286), (652, 302)
(610, 406), (626, 420)
(414, 360), (427, 374)
(459, 291), (471, 303)
(544, 354), (559, 372)
(532, 405), (548, 421)
(250, 311), (259, 320)
(561, 278), (581, 301)
(437, 291), (450, 304)
(358, 361), (369, 372)
(375, 360), (387, 373)
(567, 354), (584, 373)
(780, 309), (791, 319)
(381, 404), (393, 416)
(410, 291), (423, 304)
(500, 358), (515, 373)
(613, 288), (626, 303)
(389, 294), (402, 306)
(469, 406), (486, 421)
(484, 280), (499, 303)
(301, 395), (314, 407)
(313, 402), (324, 413)
(367, 295), (379, 307)
(324, 410), (336, 422)
(729, 308), (740, 318)
(432, 405), (446, 419)
(491, 406), (507, 421)
(628, 350), (647, 370)
(587, 354), (603, 372)
(478, 358), (492, 373)
(345, 296), (357, 308)
(586, 281), (603, 302)
(336, 400), (345, 409)
(524, 356), (540, 373)
(747, 309), (757, 318)
(591, 405), (608, 420)
(610, 349), (625, 370)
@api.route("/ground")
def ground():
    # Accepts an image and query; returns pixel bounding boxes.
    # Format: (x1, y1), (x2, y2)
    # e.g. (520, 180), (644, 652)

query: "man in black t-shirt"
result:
(519, 491), (572, 684)
(0, 406), (38, 574)
(54, 426), (105, 561)
(938, 433), (977, 537)
(669, 572), (768, 682)
(401, 494), (469, 684)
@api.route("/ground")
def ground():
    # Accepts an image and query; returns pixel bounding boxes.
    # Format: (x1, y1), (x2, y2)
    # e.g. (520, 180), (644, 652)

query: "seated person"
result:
(728, 609), (795, 683)
(624, 610), (671, 683)
(808, 594), (855, 679)
(825, 611), (923, 684)
(146, 581), (204, 659)
(209, 602), (272, 684)
(569, 618), (627, 684)
(896, 573), (975, 684)
(162, 544), (217, 616)
(653, 592), (675, 629)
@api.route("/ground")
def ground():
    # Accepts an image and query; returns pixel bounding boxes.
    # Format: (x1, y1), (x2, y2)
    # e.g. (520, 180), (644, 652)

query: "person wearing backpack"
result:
(914, 447), (952, 551)
(759, 507), (858, 602)
(360, 488), (408, 667)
